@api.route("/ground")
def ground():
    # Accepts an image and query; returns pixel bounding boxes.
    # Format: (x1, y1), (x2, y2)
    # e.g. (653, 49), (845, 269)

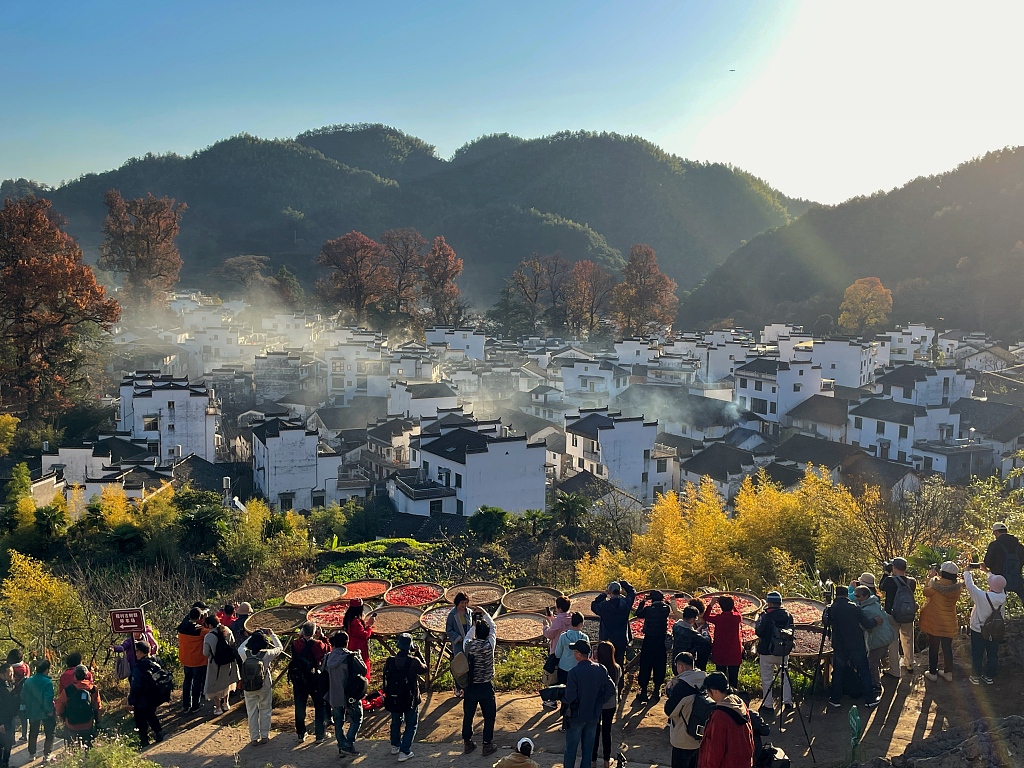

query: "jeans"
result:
(461, 681), (496, 744)
(591, 708), (614, 762)
(868, 646), (887, 693)
(716, 664), (740, 689)
(293, 682), (326, 739)
(390, 707), (419, 754)
(243, 686), (274, 741)
(672, 747), (699, 768)
(887, 619), (915, 672)
(133, 705), (162, 746)
(830, 652), (873, 702)
(637, 638), (667, 698)
(564, 717), (599, 768)
(970, 630), (999, 678)
(759, 654), (792, 707)
(182, 665), (207, 709)
(28, 717), (55, 758)
(332, 701), (364, 751)
(927, 636), (953, 674)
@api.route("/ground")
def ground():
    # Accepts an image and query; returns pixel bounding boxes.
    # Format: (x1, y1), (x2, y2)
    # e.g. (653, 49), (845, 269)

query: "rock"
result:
(853, 716), (1024, 768)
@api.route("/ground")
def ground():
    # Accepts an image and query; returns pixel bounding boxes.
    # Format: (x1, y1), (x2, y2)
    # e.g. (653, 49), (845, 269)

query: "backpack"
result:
(241, 651), (267, 692)
(981, 594), (1006, 643)
(674, 681), (716, 740)
(767, 623), (795, 657)
(213, 629), (237, 666)
(63, 685), (95, 726)
(383, 656), (418, 713)
(344, 653), (369, 703)
(287, 639), (321, 688)
(890, 576), (918, 624)
(1001, 540), (1023, 593)
(146, 661), (174, 705)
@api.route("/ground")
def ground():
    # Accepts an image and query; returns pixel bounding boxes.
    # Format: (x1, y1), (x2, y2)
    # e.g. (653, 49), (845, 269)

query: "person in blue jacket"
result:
(591, 580), (636, 668)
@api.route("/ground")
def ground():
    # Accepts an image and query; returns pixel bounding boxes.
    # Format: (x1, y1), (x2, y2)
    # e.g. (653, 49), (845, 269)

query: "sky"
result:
(3, 0), (1024, 204)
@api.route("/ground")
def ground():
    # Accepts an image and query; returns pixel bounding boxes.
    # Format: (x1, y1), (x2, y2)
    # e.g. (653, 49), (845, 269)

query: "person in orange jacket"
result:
(55, 665), (101, 747)
(177, 606), (211, 713)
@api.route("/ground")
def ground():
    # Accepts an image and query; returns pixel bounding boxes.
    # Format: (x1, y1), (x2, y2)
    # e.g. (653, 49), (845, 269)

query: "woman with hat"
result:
(919, 561), (963, 682)
(342, 599), (375, 682)
(697, 671), (754, 768)
(848, 572), (878, 599)
(493, 737), (540, 768)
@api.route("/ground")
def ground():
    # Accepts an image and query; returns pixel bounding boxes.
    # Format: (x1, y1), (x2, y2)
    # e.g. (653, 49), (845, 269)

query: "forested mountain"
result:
(679, 148), (1024, 339)
(37, 124), (800, 304)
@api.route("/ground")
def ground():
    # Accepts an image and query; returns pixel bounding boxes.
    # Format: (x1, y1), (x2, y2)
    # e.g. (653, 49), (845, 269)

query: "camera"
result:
(930, 563), (940, 571)
(882, 561), (893, 574)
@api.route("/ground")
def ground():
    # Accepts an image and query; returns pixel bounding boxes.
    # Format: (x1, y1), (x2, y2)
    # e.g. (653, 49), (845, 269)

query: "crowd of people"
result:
(3, 522), (1018, 767)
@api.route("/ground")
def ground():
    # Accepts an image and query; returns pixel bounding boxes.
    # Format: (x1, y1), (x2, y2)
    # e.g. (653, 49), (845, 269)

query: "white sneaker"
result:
(940, 671), (953, 682)
(399, 752), (414, 762)
(391, 746), (401, 755)
(924, 671), (938, 681)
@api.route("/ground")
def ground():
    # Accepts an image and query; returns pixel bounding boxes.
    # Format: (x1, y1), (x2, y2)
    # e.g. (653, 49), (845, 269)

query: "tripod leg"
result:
(784, 668), (817, 765)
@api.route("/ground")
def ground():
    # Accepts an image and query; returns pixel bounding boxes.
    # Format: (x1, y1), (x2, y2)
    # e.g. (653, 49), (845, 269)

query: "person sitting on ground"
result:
(54, 665), (101, 747)
(853, 585), (894, 697)
(963, 567), (1007, 685)
(919, 561), (963, 682)
(591, 580), (636, 667)
(754, 591), (794, 714)
(704, 596), (743, 689)
(697, 671), (754, 768)
(665, 652), (708, 768)
(635, 590), (671, 705)
(493, 737), (540, 768)
(671, 606), (712, 671)
(554, 612), (589, 684)
(21, 659), (55, 763)
(824, 589), (880, 709)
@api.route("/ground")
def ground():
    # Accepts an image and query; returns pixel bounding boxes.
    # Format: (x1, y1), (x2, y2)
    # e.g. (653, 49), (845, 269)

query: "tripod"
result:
(765, 658), (816, 764)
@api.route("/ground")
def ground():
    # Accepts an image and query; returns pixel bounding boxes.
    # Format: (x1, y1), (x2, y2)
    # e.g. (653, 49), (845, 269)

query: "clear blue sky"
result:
(3, 1), (1023, 203)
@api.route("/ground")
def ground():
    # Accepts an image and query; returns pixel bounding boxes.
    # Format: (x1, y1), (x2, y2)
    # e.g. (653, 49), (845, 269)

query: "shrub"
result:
(50, 736), (161, 768)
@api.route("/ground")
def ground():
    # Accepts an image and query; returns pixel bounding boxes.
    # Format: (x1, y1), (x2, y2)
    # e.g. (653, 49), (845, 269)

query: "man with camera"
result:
(878, 557), (917, 678)
(824, 589), (881, 709)
(983, 522), (1024, 601)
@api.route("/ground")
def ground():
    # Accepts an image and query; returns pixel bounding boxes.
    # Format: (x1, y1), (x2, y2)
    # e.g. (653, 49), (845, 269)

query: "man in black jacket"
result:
(634, 590), (670, 705)
(128, 642), (165, 748)
(591, 580), (636, 668)
(984, 523), (1024, 600)
(671, 606), (711, 670)
(824, 592), (880, 709)
(0, 664), (18, 768)
(755, 591), (794, 713)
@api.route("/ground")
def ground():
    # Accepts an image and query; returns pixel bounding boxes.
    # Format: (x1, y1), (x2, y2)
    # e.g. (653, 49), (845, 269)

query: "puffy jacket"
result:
(825, 595), (875, 657)
(919, 577), (962, 638)
(665, 668), (708, 750)
(705, 606), (743, 667)
(591, 581), (636, 650)
(754, 607), (793, 657)
(857, 594), (895, 650)
(325, 647), (367, 709)
(697, 694), (754, 768)
(673, 621), (712, 662)
(55, 679), (102, 732)
(21, 672), (54, 721)
(635, 599), (671, 638)
(177, 617), (209, 668)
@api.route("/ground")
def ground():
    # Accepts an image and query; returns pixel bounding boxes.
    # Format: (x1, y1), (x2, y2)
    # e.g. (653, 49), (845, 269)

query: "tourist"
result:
(231, 602), (252, 641)
(21, 659), (55, 763)
(177, 606), (210, 713)
(554, 612), (589, 684)
(849, 572), (879, 599)
(963, 568), (1007, 685)
(879, 557), (917, 677)
(54, 665), (101, 747)
(6, 649), (29, 741)
(754, 591), (794, 713)
(697, 671), (754, 768)
(203, 614), (241, 716)
(671, 605), (711, 671)
(824, 590), (879, 709)
(562, 639), (616, 768)
(592, 641), (621, 768)
(342, 599), (375, 681)
(446, 593), (473, 696)
(544, 596), (574, 653)
(58, 654), (92, 692)
(289, 621), (331, 742)
(0, 664), (18, 768)
(919, 562), (963, 682)
(217, 603), (237, 626)
(325, 630), (368, 757)
(383, 633), (428, 761)
(128, 642), (166, 748)
(665, 652), (708, 768)
(237, 628), (284, 745)
(110, 625), (160, 676)
(493, 738), (540, 768)
(634, 590), (671, 705)
(853, 585), (894, 696)
(983, 523), (1024, 600)
(591, 580), (636, 667)
(462, 612), (498, 756)
(704, 595), (743, 689)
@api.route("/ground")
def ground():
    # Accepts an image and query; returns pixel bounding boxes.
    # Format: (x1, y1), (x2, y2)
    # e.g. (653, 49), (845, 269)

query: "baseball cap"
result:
(568, 638), (591, 655)
(765, 591), (782, 605)
(891, 557), (908, 570)
(993, 522), (1009, 533)
(607, 581), (621, 594)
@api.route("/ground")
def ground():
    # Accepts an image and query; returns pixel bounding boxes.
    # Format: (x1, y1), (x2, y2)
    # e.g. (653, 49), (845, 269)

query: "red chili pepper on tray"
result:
(386, 585), (441, 606)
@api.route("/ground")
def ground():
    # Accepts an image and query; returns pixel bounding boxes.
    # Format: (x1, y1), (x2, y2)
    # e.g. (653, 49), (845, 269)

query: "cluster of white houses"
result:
(21, 294), (1024, 532)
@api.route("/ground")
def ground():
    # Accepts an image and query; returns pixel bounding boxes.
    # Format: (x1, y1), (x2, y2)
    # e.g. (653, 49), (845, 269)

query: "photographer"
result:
(824, 589), (880, 709)
(853, 585), (893, 697)
(919, 562), (963, 682)
(983, 523), (1024, 601)
(755, 591), (794, 713)
(963, 564), (1007, 685)
(879, 557), (917, 678)
(177, 605), (210, 713)
(634, 590), (671, 705)
(591, 580), (636, 668)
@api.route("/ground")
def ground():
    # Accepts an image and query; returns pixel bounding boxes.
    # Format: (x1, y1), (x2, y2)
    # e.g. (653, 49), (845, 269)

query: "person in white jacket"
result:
(237, 630), (284, 744)
(963, 569), (1007, 685)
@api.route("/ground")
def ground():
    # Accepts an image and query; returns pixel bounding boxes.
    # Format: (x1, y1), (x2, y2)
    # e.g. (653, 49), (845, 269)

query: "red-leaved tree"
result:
(421, 236), (465, 326)
(612, 244), (678, 336)
(316, 231), (394, 321)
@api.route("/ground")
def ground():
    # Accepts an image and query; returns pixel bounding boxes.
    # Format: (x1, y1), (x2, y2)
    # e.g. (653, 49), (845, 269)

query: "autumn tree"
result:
(484, 282), (537, 338)
(100, 190), (186, 314)
(612, 244), (678, 336)
(421, 236), (466, 326)
(838, 277), (892, 335)
(214, 256), (305, 309)
(0, 198), (120, 420)
(214, 254), (273, 293)
(565, 260), (616, 336)
(380, 228), (428, 319)
(316, 231), (394, 321)
(512, 255), (546, 323)
(0, 415), (17, 457)
(512, 252), (570, 329)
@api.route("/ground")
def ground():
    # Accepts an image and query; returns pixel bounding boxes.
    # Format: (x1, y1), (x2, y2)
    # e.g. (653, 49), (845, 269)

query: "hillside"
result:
(40, 124), (801, 304)
(679, 147), (1024, 339)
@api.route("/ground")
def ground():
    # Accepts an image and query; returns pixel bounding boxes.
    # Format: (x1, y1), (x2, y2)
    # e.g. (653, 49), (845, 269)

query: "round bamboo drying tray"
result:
(284, 583), (347, 607)
(568, 591), (603, 619)
(383, 582), (445, 608)
(244, 605), (309, 635)
(366, 606), (423, 636)
(502, 586), (563, 613)
(444, 582), (505, 606)
(493, 611), (548, 644)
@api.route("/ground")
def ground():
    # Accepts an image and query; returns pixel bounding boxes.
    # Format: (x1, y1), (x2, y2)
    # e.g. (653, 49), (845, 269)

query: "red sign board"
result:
(110, 608), (146, 634)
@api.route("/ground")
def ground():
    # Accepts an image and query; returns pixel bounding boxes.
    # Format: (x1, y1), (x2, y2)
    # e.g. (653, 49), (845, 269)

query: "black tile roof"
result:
(950, 399), (1024, 437)
(762, 462), (804, 488)
(787, 395), (851, 426)
(555, 470), (614, 501)
(735, 358), (785, 376)
(617, 385), (751, 430)
(367, 418), (416, 442)
(419, 428), (490, 464)
(849, 398), (926, 426)
(875, 365), (937, 387)
(565, 412), (615, 439)
(406, 382), (457, 400)
(775, 434), (863, 468)
(680, 442), (754, 483)
(841, 453), (916, 491)
(655, 431), (702, 458)
(252, 418), (312, 445)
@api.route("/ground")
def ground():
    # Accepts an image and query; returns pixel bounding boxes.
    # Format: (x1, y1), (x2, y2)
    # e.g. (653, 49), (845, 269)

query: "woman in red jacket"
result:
(698, 671), (754, 768)
(342, 599), (375, 681)
(704, 596), (743, 689)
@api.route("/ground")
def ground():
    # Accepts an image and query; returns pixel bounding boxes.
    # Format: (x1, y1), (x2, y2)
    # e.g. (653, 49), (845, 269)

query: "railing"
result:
(583, 449), (601, 462)
(337, 467), (373, 489)
(393, 477), (457, 501)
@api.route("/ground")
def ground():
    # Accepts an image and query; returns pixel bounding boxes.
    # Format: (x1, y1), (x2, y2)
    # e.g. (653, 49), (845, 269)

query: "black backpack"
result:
(213, 629), (237, 666)
(63, 685), (95, 726)
(287, 639), (322, 688)
(767, 623), (795, 657)
(145, 660), (174, 705)
(344, 653), (369, 703)
(383, 655), (418, 713)
(981, 594), (1006, 643)
(676, 681), (716, 740)
(1001, 539), (1022, 593)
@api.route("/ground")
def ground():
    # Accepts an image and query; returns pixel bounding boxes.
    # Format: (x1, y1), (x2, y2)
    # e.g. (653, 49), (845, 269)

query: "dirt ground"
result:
(6, 649), (1022, 768)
